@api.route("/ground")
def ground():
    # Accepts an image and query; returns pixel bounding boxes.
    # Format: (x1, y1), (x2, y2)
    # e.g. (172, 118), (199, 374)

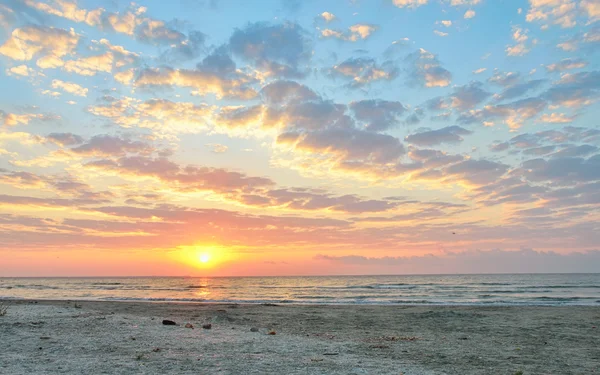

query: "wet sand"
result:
(1, 300), (599, 374)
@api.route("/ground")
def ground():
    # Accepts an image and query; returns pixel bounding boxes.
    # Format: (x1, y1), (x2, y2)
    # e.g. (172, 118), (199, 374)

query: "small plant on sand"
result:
(0, 301), (9, 316)
(135, 353), (145, 361)
(514, 371), (524, 375)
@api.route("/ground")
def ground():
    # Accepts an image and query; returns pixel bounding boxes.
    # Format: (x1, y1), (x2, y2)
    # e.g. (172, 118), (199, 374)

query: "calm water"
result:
(1, 274), (599, 306)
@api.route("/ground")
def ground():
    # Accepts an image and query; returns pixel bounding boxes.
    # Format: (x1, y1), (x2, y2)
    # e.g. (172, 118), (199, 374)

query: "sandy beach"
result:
(1, 300), (598, 374)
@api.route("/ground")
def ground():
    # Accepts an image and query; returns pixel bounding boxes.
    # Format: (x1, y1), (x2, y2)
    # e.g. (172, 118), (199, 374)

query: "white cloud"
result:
(51, 79), (88, 97)
(320, 12), (336, 22)
(321, 24), (377, 42)
(392, 0), (428, 8)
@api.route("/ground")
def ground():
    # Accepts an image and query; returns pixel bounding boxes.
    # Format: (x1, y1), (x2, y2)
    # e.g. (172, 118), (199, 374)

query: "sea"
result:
(1, 274), (599, 306)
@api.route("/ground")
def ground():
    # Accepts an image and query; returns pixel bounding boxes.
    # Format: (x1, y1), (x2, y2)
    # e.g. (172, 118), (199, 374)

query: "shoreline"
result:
(3, 297), (599, 307)
(2, 299), (599, 374)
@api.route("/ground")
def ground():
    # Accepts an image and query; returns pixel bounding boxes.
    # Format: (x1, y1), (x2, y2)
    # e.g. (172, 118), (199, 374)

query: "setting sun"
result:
(199, 253), (211, 264)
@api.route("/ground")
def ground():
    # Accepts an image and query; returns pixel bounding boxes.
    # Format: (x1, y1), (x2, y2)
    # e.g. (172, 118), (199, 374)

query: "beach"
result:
(1, 300), (598, 374)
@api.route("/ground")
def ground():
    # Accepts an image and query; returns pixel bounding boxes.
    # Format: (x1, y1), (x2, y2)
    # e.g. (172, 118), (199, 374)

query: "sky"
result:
(0, 0), (599, 276)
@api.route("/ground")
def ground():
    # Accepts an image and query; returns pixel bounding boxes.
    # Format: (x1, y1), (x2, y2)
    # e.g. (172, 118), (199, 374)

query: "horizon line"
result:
(3, 272), (600, 278)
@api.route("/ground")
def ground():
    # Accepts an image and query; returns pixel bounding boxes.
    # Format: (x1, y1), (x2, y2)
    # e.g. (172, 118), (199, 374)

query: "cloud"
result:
(51, 79), (88, 97)
(86, 96), (217, 134)
(19, 0), (203, 51)
(434, 30), (449, 37)
(284, 127), (406, 164)
(546, 58), (588, 73)
(405, 48), (452, 88)
(330, 57), (398, 88)
(114, 69), (135, 85)
(464, 9), (476, 18)
(260, 80), (318, 104)
(319, 11), (336, 22)
(405, 126), (472, 146)
(506, 26), (533, 56)
(46, 132), (84, 146)
(84, 154), (401, 214)
(264, 100), (346, 132)
(161, 30), (206, 63)
(315, 249), (600, 273)
(383, 38), (412, 58)
(392, 0), (428, 8)
(321, 24), (378, 42)
(472, 68), (486, 74)
(70, 135), (154, 157)
(0, 199), (356, 253)
(522, 145), (557, 156)
(450, 81), (492, 110)
(488, 71), (521, 87)
(0, 169), (47, 189)
(206, 143), (228, 153)
(0, 111), (46, 126)
(63, 52), (114, 76)
(229, 22), (311, 78)
(449, 0), (481, 5)
(408, 148), (464, 168)
(135, 19), (185, 45)
(0, 25), (79, 68)
(0, 4), (16, 30)
(458, 97), (547, 129)
(215, 105), (264, 131)
(244, 188), (400, 213)
(489, 141), (510, 152)
(20, 0), (102, 26)
(526, 0), (596, 29)
(135, 55), (258, 100)
(520, 154), (600, 184)
(541, 70), (600, 107)
(136, 99), (213, 131)
(556, 26), (600, 52)
(444, 159), (509, 185)
(494, 79), (546, 101)
(550, 144), (598, 158)
(537, 113), (576, 123)
(86, 155), (274, 193)
(350, 100), (406, 132)
(509, 127), (600, 148)
(257, 81), (416, 180)
(6, 64), (39, 77)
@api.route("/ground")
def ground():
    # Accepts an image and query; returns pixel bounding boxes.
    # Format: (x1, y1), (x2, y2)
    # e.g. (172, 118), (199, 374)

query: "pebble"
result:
(268, 330), (277, 335)
(250, 327), (259, 332)
(162, 319), (177, 326)
(202, 323), (212, 329)
(185, 323), (194, 329)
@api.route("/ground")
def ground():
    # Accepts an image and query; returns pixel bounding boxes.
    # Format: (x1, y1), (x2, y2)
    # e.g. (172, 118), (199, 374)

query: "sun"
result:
(198, 253), (211, 264)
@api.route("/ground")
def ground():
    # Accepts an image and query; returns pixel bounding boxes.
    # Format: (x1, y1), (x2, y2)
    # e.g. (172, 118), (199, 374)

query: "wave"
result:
(2, 284), (60, 290)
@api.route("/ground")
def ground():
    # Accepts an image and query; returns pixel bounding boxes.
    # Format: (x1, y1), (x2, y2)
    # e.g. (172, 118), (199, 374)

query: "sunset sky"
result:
(1, 0), (599, 276)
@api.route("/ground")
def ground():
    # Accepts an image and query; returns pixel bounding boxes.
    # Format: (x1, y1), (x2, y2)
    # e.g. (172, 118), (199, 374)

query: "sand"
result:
(1, 300), (599, 374)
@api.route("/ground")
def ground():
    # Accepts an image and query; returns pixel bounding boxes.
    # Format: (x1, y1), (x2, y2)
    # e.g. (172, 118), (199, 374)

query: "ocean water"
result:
(1, 274), (599, 306)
